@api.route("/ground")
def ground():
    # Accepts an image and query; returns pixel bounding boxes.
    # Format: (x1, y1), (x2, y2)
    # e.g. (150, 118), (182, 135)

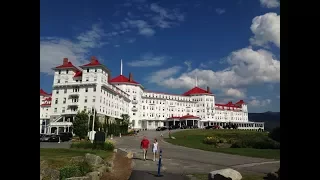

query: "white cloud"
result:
(114, 44), (120, 48)
(260, 0), (280, 8)
(148, 47), (280, 90)
(248, 97), (272, 107)
(250, 13), (280, 48)
(147, 66), (182, 83)
(215, 8), (226, 15)
(223, 88), (246, 98)
(40, 23), (106, 74)
(127, 53), (171, 67)
(184, 61), (192, 71)
(125, 19), (156, 36)
(150, 3), (185, 28)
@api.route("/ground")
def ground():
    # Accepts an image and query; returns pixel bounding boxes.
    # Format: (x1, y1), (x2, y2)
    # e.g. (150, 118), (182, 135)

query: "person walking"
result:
(140, 136), (150, 161)
(152, 138), (159, 161)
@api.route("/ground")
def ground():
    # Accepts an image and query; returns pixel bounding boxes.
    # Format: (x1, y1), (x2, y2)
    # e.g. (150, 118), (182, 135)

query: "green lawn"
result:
(192, 172), (265, 180)
(165, 129), (280, 159)
(40, 148), (113, 169)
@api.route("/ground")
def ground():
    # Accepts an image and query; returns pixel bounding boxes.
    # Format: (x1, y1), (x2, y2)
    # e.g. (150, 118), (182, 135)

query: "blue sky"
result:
(40, 0), (280, 113)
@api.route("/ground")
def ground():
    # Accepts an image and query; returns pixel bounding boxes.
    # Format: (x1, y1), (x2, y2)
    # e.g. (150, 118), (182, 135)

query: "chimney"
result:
(63, 58), (68, 65)
(207, 86), (210, 93)
(91, 56), (97, 63)
(129, 72), (133, 82)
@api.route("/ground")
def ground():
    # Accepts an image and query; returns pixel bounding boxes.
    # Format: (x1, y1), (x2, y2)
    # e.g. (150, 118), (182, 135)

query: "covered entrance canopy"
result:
(166, 114), (201, 128)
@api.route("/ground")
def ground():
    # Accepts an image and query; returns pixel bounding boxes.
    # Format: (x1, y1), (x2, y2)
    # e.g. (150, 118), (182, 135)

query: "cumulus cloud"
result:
(127, 53), (171, 67)
(125, 19), (155, 36)
(147, 66), (182, 83)
(260, 0), (280, 8)
(250, 13), (280, 48)
(223, 88), (246, 98)
(248, 96), (272, 107)
(150, 3), (185, 28)
(40, 23), (106, 74)
(147, 47), (280, 90)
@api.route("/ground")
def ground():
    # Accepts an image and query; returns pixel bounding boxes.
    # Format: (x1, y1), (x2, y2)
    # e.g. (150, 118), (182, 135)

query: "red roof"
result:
(53, 58), (79, 71)
(109, 75), (139, 84)
(167, 114), (200, 120)
(180, 115), (200, 119)
(215, 100), (245, 109)
(40, 89), (51, 96)
(81, 56), (103, 67)
(74, 71), (82, 77)
(182, 86), (212, 96)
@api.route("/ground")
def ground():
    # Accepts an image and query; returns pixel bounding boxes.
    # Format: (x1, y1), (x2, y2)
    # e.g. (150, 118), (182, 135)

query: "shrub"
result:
(230, 138), (280, 149)
(203, 137), (221, 147)
(60, 162), (92, 180)
(60, 165), (82, 180)
(269, 127), (280, 142)
(71, 141), (114, 151)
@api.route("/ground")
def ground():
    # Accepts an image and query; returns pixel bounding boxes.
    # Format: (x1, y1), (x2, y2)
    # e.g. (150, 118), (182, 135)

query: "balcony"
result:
(132, 99), (138, 104)
(68, 101), (79, 106)
(211, 107), (215, 110)
(207, 112), (210, 115)
(61, 110), (77, 115)
(206, 106), (210, 109)
(132, 107), (138, 111)
(69, 92), (80, 97)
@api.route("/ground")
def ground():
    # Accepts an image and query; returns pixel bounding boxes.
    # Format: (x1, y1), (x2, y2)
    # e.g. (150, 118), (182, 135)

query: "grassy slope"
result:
(40, 148), (113, 169)
(165, 129), (280, 159)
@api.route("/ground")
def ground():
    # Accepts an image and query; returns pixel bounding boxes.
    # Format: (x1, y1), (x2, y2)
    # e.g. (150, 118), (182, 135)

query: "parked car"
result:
(40, 134), (59, 142)
(180, 125), (187, 129)
(205, 126), (214, 129)
(160, 127), (167, 131)
(57, 133), (72, 142)
(59, 132), (73, 140)
(156, 127), (162, 131)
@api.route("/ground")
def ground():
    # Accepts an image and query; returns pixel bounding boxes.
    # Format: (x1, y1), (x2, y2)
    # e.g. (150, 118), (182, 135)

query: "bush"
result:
(71, 141), (114, 151)
(203, 137), (226, 147)
(269, 127), (280, 142)
(60, 162), (92, 180)
(230, 137), (280, 149)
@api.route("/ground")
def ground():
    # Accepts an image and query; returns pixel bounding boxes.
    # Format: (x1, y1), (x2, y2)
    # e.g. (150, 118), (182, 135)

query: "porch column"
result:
(63, 116), (65, 122)
(56, 127), (59, 134)
(64, 126), (66, 132)
(67, 126), (70, 132)
(40, 124), (42, 134)
(192, 120), (194, 126)
(173, 119), (175, 126)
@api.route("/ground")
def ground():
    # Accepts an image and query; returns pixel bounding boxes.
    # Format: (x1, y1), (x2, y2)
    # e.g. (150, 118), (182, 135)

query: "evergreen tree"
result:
(73, 110), (89, 139)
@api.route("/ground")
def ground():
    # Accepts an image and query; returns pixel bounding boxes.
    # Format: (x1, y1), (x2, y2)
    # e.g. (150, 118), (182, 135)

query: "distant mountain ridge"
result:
(249, 112), (280, 131)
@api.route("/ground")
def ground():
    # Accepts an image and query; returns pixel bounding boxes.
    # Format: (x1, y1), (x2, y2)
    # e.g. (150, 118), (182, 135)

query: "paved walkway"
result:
(114, 130), (280, 176)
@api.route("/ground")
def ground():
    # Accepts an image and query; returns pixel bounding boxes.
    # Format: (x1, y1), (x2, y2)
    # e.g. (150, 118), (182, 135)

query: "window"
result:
(66, 70), (69, 74)
(63, 98), (66, 104)
(84, 106), (87, 111)
(85, 88), (88, 92)
(133, 113), (136, 115)
(64, 89), (67, 93)
(54, 108), (57, 113)
(95, 69), (97, 72)
(86, 77), (89, 81)
(93, 87), (96, 92)
(93, 96), (96, 102)
(58, 70), (61, 74)
(62, 107), (65, 113)
(55, 98), (58, 104)
(84, 96), (87, 103)
(57, 79), (60, 83)
(87, 69), (89, 72)
(56, 90), (59, 94)
(94, 77), (97, 81)
(132, 120), (135, 127)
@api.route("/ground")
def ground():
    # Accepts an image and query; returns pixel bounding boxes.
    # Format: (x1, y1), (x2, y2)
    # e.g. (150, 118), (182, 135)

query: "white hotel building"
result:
(40, 57), (264, 134)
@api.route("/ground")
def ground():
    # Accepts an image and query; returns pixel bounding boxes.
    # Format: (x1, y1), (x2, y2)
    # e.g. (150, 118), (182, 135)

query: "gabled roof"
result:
(215, 100), (245, 108)
(180, 114), (200, 119)
(182, 86), (212, 96)
(109, 75), (140, 84)
(52, 58), (79, 71)
(73, 71), (82, 78)
(79, 56), (111, 72)
(40, 89), (51, 96)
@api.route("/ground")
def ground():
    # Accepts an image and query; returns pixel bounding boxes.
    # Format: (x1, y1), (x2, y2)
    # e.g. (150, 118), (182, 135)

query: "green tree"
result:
(73, 110), (89, 139)
(88, 108), (101, 131)
(103, 115), (110, 133)
(269, 126), (280, 142)
(120, 114), (130, 125)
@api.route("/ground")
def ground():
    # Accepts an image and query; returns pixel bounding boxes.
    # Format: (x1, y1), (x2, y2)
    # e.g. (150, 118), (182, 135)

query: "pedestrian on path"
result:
(152, 138), (159, 161)
(140, 136), (150, 161)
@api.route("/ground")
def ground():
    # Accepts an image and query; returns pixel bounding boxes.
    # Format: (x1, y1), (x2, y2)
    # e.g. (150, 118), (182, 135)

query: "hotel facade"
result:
(40, 57), (264, 134)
